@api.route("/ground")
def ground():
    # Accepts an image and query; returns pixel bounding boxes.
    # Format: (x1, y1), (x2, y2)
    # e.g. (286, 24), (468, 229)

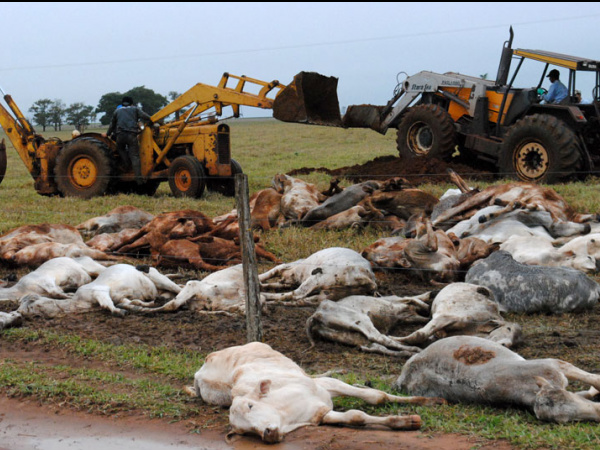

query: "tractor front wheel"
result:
(168, 155), (206, 198)
(396, 104), (456, 161)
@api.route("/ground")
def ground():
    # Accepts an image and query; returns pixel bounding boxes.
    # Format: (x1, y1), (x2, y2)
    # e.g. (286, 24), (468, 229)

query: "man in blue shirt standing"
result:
(541, 69), (569, 104)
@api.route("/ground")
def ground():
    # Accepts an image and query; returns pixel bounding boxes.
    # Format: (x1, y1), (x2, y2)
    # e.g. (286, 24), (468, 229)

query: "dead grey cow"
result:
(396, 283), (522, 349)
(300, 181), (380, 226)
(306, 293), (432, 357)
(259, 247), (378, 306)
(76, 205), (155, 237)
(466, 251), (600, 313)
(395, 336), (600, 423)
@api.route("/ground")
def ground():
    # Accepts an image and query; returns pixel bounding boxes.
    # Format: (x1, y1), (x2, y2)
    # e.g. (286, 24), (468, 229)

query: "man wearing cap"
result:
(541, 69), (569, 104)
(103, 96), (152, 186)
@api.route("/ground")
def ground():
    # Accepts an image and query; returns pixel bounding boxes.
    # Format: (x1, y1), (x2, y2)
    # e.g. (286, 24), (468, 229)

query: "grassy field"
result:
(2, 119), (600, 449)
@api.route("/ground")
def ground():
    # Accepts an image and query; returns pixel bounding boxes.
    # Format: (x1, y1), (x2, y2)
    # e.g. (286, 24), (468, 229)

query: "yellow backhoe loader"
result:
(0, 72), (339, 198)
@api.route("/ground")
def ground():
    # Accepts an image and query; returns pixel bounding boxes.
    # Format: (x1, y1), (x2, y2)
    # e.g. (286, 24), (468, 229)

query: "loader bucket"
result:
(273, 72), (343, 126)
(0, 139), (6, 188)
(342, 104), (384, 132)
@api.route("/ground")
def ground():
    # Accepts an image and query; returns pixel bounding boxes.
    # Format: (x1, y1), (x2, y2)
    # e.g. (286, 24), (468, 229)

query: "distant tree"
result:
(49, 100), (65, 131)
(95, 92), (122, 125)
(125, 86), (168, 116)
(28, 99), (53, 131)
(65, 102), (95, 131)
(168, 91), (182, 120)
(96, 87), (168, 126)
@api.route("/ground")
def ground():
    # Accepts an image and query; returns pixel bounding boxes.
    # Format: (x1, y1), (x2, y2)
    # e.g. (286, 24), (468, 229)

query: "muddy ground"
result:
(0, 156), (598, 449)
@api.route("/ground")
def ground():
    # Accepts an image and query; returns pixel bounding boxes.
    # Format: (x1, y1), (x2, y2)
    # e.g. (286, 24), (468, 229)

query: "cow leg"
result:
(119, 294), (191, 313)
(308, 308), (422, 354)
(261, 276), (322, 304)
(315, 377), (445, 406)
(557, 360), (600, 391)
(258, 264), (290, 283)
(91, 291), (126, 317)
(395, 316), (456, 345)
(321, 409), (421, 430)
(119, 298), (157, 308)
(432, 191), (494, 228)
(360, 342), (420, 358)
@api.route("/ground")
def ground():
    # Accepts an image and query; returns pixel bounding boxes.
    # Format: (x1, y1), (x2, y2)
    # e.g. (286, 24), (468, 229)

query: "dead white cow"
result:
(0, 256), (107, 302)
(128, 264), (250, 315)
(18, 264), (182, 318)
(396, 283), (522, 348)
(306, 294), (431, 357)
(192, 342), (445, 443)
(259, 247), (378, 306)
(395, 336), (600, 423)
(500, 235), (597, 273)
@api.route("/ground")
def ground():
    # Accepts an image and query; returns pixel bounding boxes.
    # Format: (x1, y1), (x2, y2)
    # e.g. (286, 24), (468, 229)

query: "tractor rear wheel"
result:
(206, 159), (243, 197)
(168, 155), (206, 198)
(499, 114), (581, 183)
(54, 139), (114, 198)
(396, 104), (456, 161)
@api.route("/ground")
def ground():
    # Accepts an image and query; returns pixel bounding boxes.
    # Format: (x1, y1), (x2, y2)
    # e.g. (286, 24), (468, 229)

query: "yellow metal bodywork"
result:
(139, 73), (284, 179)
(0, 95), (58, 194)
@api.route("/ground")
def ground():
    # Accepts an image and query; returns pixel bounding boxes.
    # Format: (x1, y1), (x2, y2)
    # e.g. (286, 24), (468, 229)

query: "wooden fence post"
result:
(235, 173), (263, 342)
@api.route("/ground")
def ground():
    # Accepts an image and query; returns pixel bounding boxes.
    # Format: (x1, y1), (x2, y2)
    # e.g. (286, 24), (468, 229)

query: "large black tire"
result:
(0, 140), (6, 188)
(396, 104), (456, 161)
(113, 179), (161, 196)
(498, 114), (581, 184)
(54, 139), (114, 198)
(168, 155), (206, 198)
(206, 159), (243, 197)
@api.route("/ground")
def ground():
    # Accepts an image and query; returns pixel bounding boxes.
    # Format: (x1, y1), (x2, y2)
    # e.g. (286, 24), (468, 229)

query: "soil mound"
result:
(289, 156), (494, 185)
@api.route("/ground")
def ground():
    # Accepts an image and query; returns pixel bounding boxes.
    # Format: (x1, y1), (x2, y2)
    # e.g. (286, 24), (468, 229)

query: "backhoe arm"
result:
(0, 95), (38, 174)
(151, 73), (283, 124)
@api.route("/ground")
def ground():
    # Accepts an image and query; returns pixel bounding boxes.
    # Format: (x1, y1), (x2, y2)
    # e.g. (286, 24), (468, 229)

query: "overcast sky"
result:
(2, 2), (600, 121)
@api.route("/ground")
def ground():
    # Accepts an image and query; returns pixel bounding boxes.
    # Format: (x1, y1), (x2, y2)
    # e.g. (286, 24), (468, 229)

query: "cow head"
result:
(228, 379), (286, 443)
(486, 320), (523, 348)
(534, 377), (600, 423)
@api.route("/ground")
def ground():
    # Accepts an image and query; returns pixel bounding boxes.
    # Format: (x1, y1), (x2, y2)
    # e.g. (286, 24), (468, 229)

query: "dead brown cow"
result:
(434, 170), (597, 228)
(0, 224), (85, 263)
(115, 210), (215, 256)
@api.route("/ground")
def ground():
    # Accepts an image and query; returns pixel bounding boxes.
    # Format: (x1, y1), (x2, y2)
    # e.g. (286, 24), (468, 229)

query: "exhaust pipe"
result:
(0, 139), (6, 188)
(273, 72), (342, 126)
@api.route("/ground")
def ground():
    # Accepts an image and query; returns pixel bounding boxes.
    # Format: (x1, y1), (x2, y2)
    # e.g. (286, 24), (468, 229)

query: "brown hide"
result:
(362, 189), (438, 220)
(0, 224), (84, 262)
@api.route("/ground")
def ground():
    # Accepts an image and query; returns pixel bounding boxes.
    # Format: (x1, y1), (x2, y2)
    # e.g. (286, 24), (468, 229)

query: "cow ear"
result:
(534, 376), (552, 388)
(259, 379), (272, 397)
(225, 430), (243, 444)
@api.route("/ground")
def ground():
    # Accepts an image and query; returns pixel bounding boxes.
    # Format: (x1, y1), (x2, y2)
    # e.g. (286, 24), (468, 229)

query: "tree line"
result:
(28, 86), (180, 132)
